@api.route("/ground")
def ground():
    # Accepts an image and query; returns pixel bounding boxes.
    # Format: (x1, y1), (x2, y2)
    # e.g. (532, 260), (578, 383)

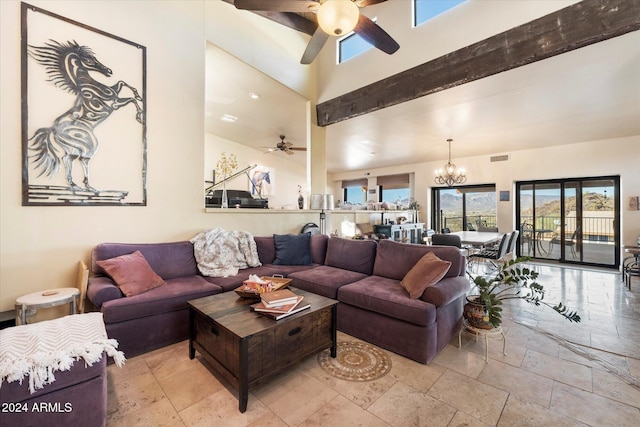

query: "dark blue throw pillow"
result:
(273, 233), (312, 265)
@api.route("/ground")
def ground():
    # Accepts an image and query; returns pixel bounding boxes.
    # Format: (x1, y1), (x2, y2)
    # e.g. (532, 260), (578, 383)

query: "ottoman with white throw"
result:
(0, 312), (125, 427)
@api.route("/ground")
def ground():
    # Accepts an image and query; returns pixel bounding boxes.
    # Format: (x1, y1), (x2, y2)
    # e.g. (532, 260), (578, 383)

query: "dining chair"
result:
(431, 233), (461, 248)
(441, 228), (451, 234)
(478, 226), (499, 232)
(505, 230), (520, 260)
(469, 233), (511, 271)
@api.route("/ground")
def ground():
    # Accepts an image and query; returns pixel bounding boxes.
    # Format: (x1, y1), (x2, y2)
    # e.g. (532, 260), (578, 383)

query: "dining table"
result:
(450, 231), (503, 247)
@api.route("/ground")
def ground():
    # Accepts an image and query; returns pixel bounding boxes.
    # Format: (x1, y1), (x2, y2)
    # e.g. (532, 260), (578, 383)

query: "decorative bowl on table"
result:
(234, 276), (292, 298)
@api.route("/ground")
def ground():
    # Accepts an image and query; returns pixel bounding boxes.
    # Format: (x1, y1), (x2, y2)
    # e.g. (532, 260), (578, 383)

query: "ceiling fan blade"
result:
(355, 0), (387, 7)
(284, 150), (295, 155)
(289, 147), (307, 151)
(301, 27), (330, 64)
(353, 14), (399, 55)
(234, 0), (319, 12)
(283, 142), (293, 148)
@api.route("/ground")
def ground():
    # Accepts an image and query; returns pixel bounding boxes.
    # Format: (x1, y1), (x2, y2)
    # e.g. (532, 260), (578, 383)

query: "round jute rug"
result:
(317, 341), (391, 382)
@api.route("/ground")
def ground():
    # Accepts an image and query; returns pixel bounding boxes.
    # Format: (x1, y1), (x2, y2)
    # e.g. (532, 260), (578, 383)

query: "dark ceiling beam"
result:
(252, 11), (317, 36)
(223, 0), (317, 36)
(316, 0), (640, 127)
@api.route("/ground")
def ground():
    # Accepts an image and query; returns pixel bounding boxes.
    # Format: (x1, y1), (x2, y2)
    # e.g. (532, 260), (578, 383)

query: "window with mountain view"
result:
(432, 185), (496, 233)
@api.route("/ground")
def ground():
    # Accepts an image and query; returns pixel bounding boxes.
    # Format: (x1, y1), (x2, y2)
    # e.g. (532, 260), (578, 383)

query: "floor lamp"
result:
(311, 194), (334, 234)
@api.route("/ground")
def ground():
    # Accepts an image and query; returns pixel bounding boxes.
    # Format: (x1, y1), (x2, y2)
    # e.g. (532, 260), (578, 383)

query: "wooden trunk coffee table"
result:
(188, 288), (338, 412)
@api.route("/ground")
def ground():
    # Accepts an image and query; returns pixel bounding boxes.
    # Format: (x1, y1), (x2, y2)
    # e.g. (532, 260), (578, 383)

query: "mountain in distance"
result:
(438, 191), (612, 216)
(438, 192), (496, 214)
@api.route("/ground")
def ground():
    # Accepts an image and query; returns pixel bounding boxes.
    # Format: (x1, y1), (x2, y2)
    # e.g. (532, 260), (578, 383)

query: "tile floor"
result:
(106, 264), (640, 426)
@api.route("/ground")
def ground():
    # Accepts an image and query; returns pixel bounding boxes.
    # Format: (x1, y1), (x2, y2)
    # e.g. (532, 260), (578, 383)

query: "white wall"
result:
(0, 0), (318, 313)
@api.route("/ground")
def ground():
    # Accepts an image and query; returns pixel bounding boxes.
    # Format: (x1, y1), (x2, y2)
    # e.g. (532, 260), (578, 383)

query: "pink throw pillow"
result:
(400, 252), (452, 299)
(97, 250), (166, 297)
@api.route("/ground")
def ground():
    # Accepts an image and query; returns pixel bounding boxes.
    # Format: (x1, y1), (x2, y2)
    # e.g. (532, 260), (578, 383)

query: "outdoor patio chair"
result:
(549, 226), (580, 258)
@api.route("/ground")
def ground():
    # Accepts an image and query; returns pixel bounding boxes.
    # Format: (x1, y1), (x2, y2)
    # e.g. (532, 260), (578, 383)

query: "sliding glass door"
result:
(516, 176), (619, 268)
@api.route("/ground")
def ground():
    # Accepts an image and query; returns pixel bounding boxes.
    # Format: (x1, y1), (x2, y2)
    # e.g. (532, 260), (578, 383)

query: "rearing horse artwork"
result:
(26, 39), (144, 197)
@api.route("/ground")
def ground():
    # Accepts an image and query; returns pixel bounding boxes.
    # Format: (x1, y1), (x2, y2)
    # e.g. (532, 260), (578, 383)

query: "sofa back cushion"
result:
(324, 237), (377, 275)
(373, 240), (464, 280)
(92, 242), (198, 280)
(255, 234), (328, 265)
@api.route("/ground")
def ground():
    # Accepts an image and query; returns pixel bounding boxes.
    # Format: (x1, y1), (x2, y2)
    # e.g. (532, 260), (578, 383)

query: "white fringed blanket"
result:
(191, 228), (261, 277)
(0, 312), (125, 394)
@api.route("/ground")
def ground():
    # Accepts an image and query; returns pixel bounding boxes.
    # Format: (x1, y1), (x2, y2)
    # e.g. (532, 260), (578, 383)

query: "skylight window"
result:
(337, 18), (377, 64)
(413, 0), (465, 27)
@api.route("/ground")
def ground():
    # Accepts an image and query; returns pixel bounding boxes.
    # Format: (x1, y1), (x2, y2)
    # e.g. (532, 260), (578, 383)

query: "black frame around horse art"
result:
(21, 2), (147, 206)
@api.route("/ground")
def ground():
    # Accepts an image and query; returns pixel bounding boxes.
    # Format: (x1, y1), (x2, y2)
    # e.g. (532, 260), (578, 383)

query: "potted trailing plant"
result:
(465, 257), (581, 329)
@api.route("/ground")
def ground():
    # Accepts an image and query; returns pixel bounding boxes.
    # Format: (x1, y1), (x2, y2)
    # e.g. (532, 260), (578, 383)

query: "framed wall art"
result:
(249, 165), (274, 198)
(21, 2), (147, 206)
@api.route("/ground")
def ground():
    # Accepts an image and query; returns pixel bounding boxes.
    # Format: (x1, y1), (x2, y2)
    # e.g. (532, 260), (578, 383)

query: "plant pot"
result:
(463, 295), (495, 330)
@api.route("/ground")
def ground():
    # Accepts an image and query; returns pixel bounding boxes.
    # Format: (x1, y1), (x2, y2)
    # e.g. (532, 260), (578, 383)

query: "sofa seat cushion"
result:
(338, 276), (436, 327)
(203, 266), (294, 292)
(101, 276), (221, 324)
(289, 266), (368, 299)
(261, 264), (320, 277)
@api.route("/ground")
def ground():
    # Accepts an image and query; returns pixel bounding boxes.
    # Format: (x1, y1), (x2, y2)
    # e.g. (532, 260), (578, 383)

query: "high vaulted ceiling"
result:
(209, 1), (640, 174)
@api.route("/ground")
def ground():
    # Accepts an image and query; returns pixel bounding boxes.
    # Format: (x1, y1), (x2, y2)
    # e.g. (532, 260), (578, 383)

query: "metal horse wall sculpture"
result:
(26, 40), (144, 199)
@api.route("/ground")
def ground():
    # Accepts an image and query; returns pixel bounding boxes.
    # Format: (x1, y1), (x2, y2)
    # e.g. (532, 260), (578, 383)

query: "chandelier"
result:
(434, 139), (467, 186)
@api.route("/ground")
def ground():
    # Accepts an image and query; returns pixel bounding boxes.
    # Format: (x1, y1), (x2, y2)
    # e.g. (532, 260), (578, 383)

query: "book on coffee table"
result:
(253, 296), (304, 314)
(260, 289), (299, 307)
(255, 302), (311, 320)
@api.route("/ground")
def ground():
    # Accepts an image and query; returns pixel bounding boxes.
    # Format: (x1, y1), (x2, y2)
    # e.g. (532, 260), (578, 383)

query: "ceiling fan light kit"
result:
(233, 0), (399, 64)
(434, 139), (467, 187)
(317, 0), (360, 36)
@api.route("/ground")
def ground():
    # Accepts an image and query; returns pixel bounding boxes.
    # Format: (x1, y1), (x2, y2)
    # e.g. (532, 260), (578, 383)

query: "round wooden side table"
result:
(15, 287), (80, 325)
(458, 319), (506, 362)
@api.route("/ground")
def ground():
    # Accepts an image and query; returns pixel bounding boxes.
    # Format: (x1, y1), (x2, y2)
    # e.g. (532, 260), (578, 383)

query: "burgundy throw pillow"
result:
(97, 250), (166, 297)
(400, 252), (452, 299)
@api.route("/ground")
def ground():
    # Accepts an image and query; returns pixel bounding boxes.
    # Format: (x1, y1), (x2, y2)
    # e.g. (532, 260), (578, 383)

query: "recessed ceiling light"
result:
(221, 114), (238, 123)
(249, 92), (261, 100)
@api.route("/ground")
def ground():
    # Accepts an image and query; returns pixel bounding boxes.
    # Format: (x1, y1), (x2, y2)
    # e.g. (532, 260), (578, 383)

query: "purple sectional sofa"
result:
(87, 234), (468, 363)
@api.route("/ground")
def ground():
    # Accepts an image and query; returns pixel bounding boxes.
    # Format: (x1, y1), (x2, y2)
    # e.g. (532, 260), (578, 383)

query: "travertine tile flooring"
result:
(106, 264), (640, 426)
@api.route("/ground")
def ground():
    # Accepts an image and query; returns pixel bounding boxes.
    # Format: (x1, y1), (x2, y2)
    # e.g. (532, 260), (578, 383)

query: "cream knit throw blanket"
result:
(191, 228), (261, 277)
(0, 312), (125, 394)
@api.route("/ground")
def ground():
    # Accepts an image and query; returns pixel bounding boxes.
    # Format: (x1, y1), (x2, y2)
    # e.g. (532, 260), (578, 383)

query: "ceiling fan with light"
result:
(264, 135), (307, 155)
(233, 0), (399, 64)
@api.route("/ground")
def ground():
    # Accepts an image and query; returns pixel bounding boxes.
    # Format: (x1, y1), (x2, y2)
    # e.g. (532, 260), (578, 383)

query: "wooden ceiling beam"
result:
(223, 0), (317, 35)
(316, 0), (640, 127)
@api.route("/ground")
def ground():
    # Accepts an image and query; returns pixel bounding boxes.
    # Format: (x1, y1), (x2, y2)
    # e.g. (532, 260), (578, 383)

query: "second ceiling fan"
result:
(266, 135), (307, 155)
(233, 0), (399, 64)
